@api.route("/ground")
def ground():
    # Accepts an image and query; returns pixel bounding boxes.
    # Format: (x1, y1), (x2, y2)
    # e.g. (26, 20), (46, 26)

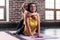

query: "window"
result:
(45, 11), (54, 20)
(56, 11), (60, 20)
(56, 0), (60, 9)
(0, 8), (4, 19)
(0, 0), (5, 21)
(45, 0), (54, 9)
(45, 0), (60, 21)
(0, 0), (9, 22)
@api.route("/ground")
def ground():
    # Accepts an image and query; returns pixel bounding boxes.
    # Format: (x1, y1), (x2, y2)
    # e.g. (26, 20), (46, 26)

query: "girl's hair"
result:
(27, 3), (37, 12)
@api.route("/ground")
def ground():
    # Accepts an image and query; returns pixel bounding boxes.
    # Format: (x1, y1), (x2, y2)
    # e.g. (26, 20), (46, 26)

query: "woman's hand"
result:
(31, 34), (35, 38)
(36, 35), (43, 38)
(31, 36), (35, 38)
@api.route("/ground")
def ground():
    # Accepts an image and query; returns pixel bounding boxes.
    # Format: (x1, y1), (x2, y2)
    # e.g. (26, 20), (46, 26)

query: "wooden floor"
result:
(0, 31), (19, 40)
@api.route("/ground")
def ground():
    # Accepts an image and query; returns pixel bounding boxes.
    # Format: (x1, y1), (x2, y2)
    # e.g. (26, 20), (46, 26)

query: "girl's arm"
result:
(25, 14), (33, 36)
(37, 14), (40, 37)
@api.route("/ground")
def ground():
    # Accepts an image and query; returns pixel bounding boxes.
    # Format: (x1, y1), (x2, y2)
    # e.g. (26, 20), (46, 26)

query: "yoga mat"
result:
(8, 31), (59, 40)
(18, 33), (58, 40)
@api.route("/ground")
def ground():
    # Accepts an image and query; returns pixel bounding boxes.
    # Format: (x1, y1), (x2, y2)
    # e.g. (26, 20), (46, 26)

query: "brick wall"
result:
(9, 0), (45, 23)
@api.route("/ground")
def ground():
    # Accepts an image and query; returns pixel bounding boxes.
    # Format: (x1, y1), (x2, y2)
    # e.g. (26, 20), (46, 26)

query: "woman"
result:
(23, 3), (41, 37)
(14, 3), (41, 37)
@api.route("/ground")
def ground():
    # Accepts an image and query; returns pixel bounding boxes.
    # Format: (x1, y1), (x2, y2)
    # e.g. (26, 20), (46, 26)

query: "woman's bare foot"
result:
(12, 33), (16, 35)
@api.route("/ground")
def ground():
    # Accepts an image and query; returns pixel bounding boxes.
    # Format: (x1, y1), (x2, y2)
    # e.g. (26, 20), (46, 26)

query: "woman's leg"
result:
(17, 19), (24, 30)
(16, 25), (24, 35)
(13, 19), (24, 35)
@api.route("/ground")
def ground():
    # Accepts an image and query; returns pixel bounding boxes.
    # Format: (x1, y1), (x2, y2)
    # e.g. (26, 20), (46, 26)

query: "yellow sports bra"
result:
(29, 16), (38, 27)
(23, 14), (38, 36)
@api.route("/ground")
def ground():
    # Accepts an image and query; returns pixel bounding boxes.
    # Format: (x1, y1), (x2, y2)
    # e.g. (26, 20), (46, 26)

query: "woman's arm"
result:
(25, 14), (33, 36)
(37, 14), (40, 36)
